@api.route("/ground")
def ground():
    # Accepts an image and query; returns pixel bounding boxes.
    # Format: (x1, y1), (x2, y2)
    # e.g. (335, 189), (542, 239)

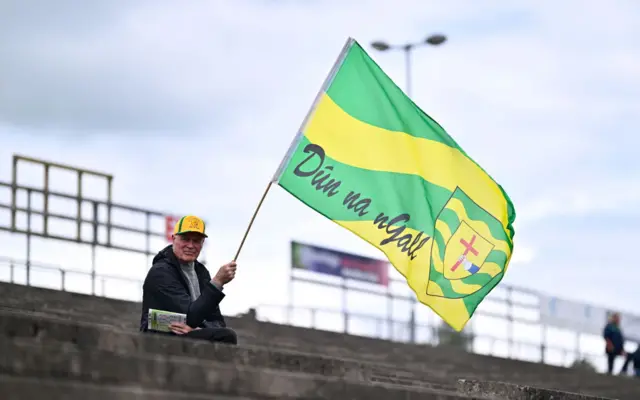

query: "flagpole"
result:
(232, 37), (356, 262)
(233, 181), (273, 261)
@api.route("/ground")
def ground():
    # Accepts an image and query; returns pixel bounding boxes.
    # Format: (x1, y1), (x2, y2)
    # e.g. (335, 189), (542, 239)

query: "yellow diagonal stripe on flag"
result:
(333, 219), (423, 279)
(305, 94), (511, 233)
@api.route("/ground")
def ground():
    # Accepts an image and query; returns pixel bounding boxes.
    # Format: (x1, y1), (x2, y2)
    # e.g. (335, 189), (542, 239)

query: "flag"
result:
(272, 38), (516, 331)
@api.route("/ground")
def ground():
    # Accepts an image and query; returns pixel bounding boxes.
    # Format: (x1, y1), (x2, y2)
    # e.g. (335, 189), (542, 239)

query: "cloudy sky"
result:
(1, 0), (640, 362)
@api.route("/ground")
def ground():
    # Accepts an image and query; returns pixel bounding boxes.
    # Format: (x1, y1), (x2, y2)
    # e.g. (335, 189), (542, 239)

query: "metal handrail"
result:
(0, 257), (142, 300)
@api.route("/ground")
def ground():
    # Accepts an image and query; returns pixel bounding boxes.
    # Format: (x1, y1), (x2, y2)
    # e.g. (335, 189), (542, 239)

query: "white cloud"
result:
(509, 245), (535, 265)
(517, 175), (640, 226)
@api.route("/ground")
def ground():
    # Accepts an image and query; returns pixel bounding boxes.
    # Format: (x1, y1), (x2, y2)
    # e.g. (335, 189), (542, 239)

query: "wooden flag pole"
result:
(232, 37), (355, 263)
(233, 181), (273, 262)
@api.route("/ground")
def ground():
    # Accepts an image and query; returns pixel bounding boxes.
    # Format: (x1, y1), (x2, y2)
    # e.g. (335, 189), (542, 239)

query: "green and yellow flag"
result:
(273, 38), (516, 331)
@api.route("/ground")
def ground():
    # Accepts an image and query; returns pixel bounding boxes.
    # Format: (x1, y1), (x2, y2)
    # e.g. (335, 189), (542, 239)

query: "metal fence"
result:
(0, 154), (207, 297)
(273, 269), (614, 370)
(0, 256), (144, 302)
(254, 303), (595, 366)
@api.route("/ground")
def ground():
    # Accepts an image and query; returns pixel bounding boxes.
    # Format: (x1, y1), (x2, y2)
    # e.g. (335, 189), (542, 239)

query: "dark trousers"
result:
(608, 351), (636, 375)
(185, 327), (238, 345)
(620, 350), (637, 375)
(607, 352), (617, 375)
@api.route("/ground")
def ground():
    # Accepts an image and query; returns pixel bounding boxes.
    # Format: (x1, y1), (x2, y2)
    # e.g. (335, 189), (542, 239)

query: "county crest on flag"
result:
(272, 37), (516, 331)
(428, 187), (511, 302)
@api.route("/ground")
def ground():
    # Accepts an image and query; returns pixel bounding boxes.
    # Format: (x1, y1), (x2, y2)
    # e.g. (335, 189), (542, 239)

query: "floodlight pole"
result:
(371, 33), (447, 343)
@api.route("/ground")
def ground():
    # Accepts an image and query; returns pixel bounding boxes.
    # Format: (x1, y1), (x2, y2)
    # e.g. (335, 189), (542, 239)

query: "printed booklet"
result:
(148, 308), (186, 332)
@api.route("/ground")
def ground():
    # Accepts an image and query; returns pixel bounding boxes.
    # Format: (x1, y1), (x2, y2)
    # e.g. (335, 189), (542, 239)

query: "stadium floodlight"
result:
(371, 41), (391, 51)
(370, 33), (448, 99)
(425, 34), (447, 46)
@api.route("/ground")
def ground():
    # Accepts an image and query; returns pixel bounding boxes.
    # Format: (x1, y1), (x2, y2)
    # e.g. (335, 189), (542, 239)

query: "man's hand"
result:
(169, 322), (198, 335)
(212, 261), (237, 288)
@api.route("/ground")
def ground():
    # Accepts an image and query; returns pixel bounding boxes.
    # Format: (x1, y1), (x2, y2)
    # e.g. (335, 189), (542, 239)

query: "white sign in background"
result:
(539, 296), (640, 342)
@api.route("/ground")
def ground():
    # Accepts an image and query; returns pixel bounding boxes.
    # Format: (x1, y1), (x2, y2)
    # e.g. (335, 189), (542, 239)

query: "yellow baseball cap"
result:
(173, 215), (208, 238)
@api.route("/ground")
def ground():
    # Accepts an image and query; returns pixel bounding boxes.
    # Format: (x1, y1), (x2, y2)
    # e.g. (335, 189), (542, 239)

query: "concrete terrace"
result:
(0, 281), (637, 399)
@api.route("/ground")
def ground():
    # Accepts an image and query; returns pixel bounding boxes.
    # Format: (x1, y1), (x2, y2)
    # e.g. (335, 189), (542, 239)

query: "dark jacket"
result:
(139, 244), (226, 332)
(604, 322), (624, 355)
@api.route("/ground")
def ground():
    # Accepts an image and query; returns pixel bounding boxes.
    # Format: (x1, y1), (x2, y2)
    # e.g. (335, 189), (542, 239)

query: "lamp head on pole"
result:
(425, 34), (447, 46)
(371, 41), (391, 51)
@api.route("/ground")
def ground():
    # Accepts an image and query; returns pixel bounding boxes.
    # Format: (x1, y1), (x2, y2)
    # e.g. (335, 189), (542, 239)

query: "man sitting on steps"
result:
(140, 215), (238, 344)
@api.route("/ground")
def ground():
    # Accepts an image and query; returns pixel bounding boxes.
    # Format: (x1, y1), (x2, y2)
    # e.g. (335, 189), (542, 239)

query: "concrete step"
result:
(232, 322), (640, 397)
(0, 282), (140, 329)
(457, 379), (617, 400)
(0, 339), (472, 400)
(224, 324), (640, 398)
(0, 303), (562, 382)
(2, 309), (637, 399)
(0, 309), (456, 392)
(0, 374), (260, 400)
(0, 284), (599, 375)
(2, 283), (639, 399)
(0, 283), (599, 387)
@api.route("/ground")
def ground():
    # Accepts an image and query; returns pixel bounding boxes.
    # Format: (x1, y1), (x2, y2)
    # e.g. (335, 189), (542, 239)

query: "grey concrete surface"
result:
(0, 338), (470, 399)
(1, 282), (639, 399)
(0, 308), (451, 391)
(0, 374), (261, 400)
(457, 379), (618, 400)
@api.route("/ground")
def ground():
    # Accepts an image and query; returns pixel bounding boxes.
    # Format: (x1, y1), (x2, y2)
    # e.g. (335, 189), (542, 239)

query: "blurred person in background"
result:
(603, 312), (625, 375)
(620, 346), (640, 377)
(139, 215), (238, 344)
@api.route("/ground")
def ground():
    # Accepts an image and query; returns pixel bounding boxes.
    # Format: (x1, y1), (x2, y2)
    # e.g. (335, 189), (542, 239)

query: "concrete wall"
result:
(0, 282), (635, 399)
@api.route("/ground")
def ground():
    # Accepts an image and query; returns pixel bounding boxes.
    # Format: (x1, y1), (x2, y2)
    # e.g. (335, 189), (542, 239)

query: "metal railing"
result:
(0, 153), (210, 296)
(0, 256), (143, 302)
(288, 273), (544, 349)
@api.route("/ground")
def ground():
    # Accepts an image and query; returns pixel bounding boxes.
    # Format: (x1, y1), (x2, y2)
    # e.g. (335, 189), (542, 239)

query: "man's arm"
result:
(144, 265), (225, 328)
